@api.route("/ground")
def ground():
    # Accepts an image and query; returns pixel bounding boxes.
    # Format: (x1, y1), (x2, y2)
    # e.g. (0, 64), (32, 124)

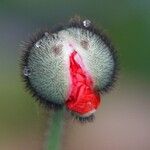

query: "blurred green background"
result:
(0, 0), (150, 150)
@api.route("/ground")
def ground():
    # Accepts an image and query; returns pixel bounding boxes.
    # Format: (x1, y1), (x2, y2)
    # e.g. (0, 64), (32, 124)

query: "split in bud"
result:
(20, 16), (118, 122)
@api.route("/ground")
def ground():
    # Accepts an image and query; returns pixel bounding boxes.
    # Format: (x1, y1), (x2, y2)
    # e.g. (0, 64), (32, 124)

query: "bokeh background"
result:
(0, 0), (150, 150)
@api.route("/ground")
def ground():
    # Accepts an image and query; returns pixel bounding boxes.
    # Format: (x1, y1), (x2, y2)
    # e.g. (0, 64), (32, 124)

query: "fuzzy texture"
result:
(20, 30), (64, 109)
(20, 17), (118, 116)
(57, 27), (115, 91)
(27, 35), (69, 104)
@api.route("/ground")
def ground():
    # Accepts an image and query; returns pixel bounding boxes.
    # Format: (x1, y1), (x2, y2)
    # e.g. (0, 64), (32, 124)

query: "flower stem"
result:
(46, 108), (65, 150)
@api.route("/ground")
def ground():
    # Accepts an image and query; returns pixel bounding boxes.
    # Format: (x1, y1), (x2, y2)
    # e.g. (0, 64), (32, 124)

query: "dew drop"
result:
(44, 32), (49, 37)
(83, 20), (91, 27)
(23, 66), (31, 76)
(35, 40), (41, 48)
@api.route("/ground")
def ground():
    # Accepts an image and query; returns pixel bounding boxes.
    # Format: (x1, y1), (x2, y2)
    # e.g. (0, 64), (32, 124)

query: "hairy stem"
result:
(46, 108), (65, 150)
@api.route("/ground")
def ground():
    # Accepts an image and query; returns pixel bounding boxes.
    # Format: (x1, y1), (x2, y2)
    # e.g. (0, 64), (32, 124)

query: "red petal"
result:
(65, 51), (101, 115)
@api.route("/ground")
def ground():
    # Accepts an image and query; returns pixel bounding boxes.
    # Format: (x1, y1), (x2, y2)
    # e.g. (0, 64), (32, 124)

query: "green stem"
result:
(46, 108), (65, 150)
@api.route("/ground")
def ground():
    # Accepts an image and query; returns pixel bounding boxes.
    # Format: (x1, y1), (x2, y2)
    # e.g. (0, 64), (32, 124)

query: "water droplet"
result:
(35, 41), (41, 48)
(23, 66), (31, 76)
(44, 32), (49, 37)
(83, 20), (91, 27)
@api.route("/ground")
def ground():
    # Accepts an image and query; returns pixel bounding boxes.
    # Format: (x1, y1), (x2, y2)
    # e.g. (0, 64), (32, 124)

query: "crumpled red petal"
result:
(65, 51), (101, 115)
